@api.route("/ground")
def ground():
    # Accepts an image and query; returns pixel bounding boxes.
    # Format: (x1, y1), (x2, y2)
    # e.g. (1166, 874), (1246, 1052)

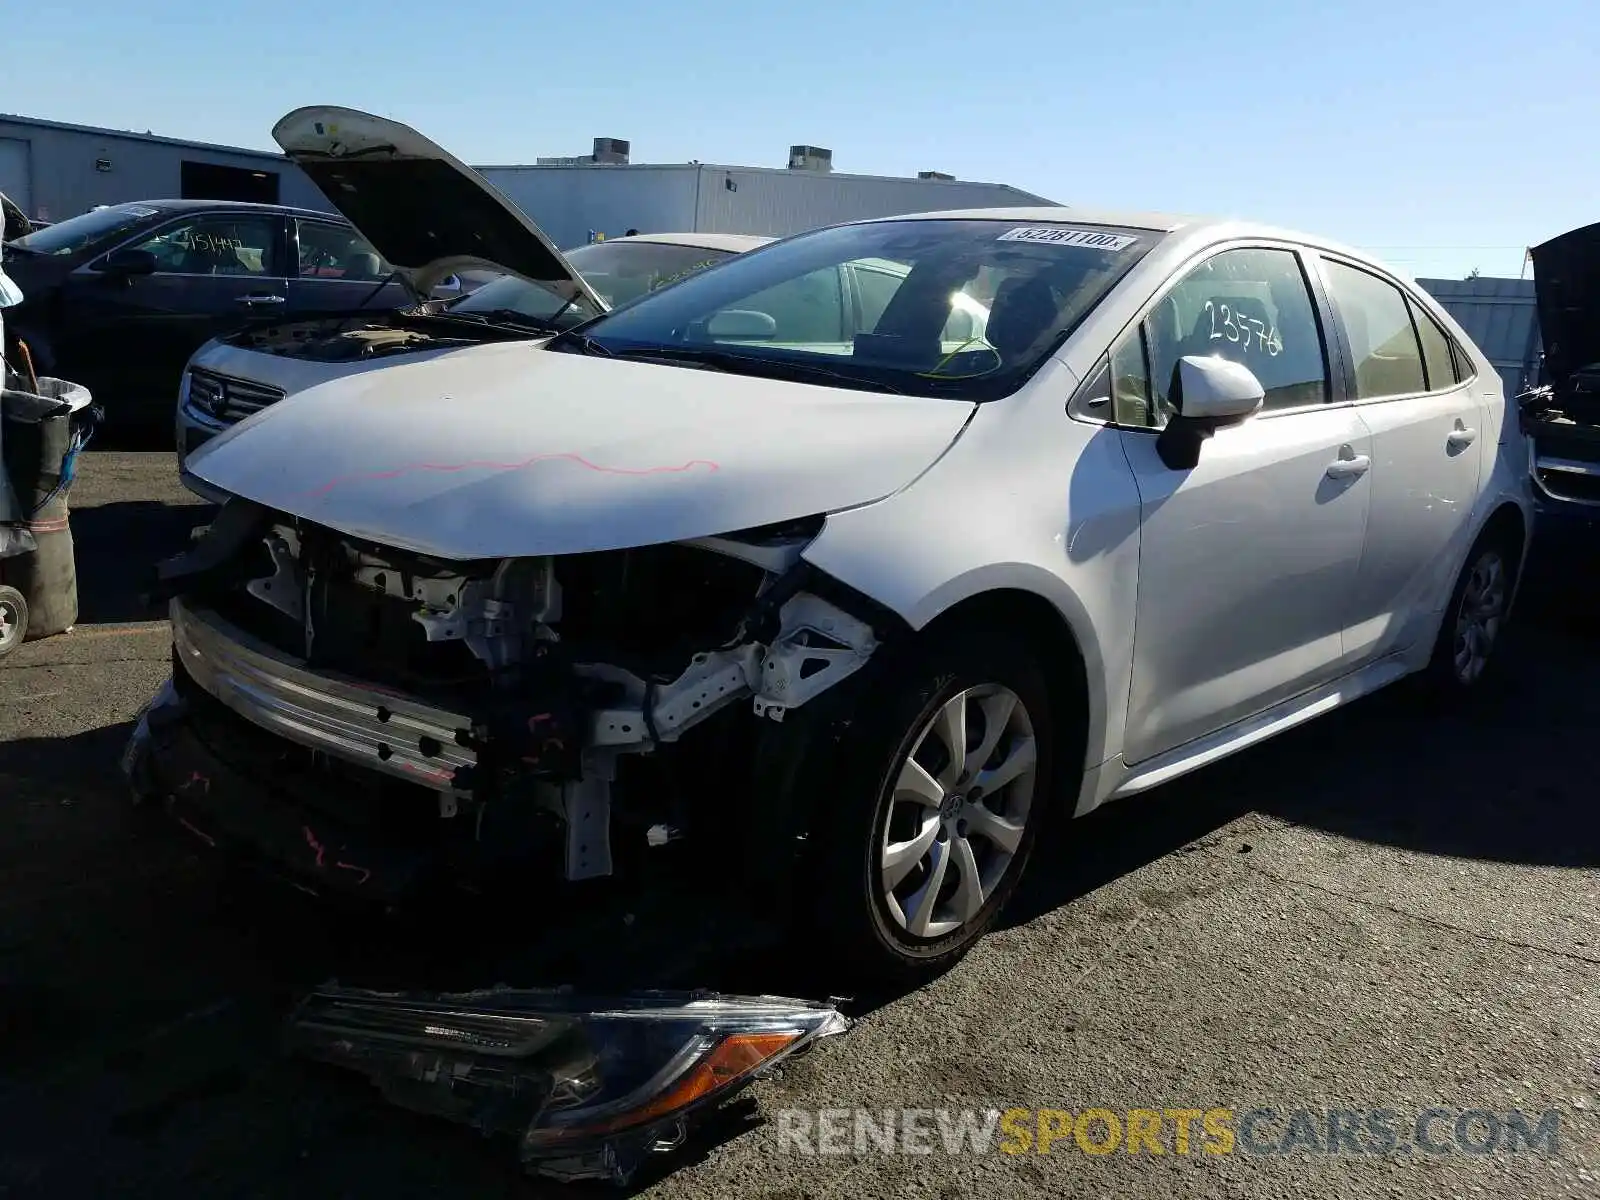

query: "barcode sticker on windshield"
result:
(997, 227), (1137, 250)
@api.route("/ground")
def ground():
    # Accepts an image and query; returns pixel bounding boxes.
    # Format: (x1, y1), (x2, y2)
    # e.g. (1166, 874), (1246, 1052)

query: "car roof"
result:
(601, 232), (773, 253)
(867, 206), (1384, 269)
(98, 198), (349, 222)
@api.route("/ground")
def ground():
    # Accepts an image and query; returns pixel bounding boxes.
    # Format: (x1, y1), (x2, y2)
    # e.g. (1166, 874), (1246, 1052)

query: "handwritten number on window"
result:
(1204, 299), (1282, 357)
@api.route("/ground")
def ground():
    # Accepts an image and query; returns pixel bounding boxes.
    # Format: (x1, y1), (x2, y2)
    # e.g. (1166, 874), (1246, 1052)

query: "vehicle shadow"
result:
(71, 500), (215, 624)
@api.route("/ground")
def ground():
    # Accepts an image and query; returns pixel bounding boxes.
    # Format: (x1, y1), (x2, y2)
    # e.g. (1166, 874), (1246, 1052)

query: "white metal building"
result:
(479, 141), (1058, 248)
(0, 114), (328, 222)
(0, 115), (1057, 247)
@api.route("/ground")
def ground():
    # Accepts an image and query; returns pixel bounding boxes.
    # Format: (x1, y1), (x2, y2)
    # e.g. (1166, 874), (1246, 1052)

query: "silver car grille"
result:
(187, 368), (287, 425)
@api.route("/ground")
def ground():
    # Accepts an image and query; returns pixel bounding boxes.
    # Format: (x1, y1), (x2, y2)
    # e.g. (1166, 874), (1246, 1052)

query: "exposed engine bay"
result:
(1522, 367), (1600, 508)
(1524, 222), (1600, 511)
(129, 499), (886, 900)
(220, 308), (534, 363)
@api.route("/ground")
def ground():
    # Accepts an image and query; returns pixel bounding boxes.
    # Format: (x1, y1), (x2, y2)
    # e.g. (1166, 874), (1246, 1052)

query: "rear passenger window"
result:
(1322, 260), (1427, 399)
(1144, 247), (1329, 416)
(1408, 297), (1460, 391)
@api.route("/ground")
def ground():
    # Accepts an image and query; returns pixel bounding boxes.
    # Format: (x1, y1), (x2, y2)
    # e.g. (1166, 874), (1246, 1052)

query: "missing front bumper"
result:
(171, 596), (477, 795)
(123, 671), (560, 905)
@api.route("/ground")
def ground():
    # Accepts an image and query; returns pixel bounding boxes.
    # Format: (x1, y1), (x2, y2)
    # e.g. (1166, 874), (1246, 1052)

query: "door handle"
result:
(1447, 427), (1478, 450)
(236, 294), (285, 306)
(1325, 453), (1371, 480)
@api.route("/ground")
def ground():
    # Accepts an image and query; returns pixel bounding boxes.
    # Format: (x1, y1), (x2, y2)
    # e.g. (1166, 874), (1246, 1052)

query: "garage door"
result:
(0, 138), (32, 219)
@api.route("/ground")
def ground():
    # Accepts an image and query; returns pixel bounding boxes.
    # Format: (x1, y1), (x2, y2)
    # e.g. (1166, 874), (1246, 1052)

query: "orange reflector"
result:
(537, 1031), (801, 1140)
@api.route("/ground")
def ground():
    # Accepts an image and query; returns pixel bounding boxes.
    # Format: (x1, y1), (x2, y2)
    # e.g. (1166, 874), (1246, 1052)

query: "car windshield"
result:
(558, 219), (1155, 400)
(9, 203), (164, 257)
(451, 240), (738, 325)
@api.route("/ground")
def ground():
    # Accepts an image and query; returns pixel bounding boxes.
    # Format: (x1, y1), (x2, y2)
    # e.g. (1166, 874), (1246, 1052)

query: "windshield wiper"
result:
(612, 346), (905, 394)
(404, 308), (552, 337)
(461, 307), (566, 334)
(547, 330), (614, 356)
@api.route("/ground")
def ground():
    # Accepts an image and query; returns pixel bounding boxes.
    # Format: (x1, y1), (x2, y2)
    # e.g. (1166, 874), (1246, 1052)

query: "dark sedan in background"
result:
(1, 199), (409, 426)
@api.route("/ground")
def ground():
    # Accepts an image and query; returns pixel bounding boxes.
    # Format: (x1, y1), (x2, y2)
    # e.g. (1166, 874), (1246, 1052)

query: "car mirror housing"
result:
(1156, 355), (1265, 470)
(93, 247), (157, 278)
(705, 309), (778, 340)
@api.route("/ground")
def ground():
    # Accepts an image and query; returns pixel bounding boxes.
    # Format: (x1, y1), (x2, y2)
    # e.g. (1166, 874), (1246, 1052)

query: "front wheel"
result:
(804, 630), (1059, 984)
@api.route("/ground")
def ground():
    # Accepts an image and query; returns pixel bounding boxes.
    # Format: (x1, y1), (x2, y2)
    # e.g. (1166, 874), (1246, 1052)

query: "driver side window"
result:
(1144, 247), (1330, 416)
(130, 214), (281, 277)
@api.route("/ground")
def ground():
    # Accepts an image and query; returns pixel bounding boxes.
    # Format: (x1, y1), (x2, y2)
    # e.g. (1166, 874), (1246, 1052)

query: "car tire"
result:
(801, 628), (1057, 985)
(1419, 529), (1517, 695)
(0, 585), (29, 658)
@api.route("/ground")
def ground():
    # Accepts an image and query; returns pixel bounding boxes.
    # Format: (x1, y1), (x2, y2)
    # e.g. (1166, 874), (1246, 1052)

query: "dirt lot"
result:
(3, 450), (1599, 1198)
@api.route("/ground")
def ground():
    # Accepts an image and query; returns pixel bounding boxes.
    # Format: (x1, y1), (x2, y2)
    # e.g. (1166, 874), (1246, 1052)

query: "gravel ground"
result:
(2, 451), (1599, 1199)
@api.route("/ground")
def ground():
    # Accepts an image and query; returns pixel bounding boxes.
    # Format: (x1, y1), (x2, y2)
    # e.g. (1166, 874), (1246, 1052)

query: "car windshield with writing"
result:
(9, 203), (162, 257)
(451, 239), (738, 326)
(555, 219), (1154, 400)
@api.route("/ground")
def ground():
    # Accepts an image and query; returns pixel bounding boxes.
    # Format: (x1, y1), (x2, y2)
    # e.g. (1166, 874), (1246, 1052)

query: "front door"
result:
(1317, 257), (1487, 660)
(59, 211), (287, 419)
(1116, 245), (1372, 765)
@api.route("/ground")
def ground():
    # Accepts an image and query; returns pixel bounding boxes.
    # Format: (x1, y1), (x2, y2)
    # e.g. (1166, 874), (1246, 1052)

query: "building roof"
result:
(0, 112), (289, 161)
(478, 160), (1055, 203)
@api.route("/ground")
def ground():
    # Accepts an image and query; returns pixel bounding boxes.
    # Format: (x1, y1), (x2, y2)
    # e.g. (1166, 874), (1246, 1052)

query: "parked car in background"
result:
(135, 115), (1533, 982)
(170, 106), (780, 488)
(1520, 221), (1600, 531)
(175, 230), (773, 479)
(0, 199), (411, 427)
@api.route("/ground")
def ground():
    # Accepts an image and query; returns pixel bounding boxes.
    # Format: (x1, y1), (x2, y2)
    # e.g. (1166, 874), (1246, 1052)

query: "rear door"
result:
(286, 217), (410, 316)
(1315, 256), (1487, 660)
(60, 210), (288, 417)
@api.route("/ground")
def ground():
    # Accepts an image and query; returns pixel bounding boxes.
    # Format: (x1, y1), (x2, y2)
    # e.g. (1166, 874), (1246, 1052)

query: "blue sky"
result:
(8, 0), (1595, 279)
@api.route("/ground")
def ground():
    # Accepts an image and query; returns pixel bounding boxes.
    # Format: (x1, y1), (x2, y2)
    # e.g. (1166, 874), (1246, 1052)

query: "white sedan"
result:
(138, 107), (1532, 986)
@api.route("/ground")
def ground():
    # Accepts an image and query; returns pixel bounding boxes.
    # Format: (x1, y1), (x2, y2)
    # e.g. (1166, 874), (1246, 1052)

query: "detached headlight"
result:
(285, 984), (849, 1184)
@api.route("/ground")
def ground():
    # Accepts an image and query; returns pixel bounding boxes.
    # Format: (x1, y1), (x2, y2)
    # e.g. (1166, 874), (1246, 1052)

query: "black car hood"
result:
(1529, 221), (1600, 387)
(272, 106), (604, 314)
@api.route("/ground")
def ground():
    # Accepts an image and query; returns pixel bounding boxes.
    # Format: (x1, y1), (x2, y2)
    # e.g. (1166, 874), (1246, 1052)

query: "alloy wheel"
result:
(877, 684), (1038, 940)
(0, 595), (20, 654)
(1452, 549), (1507, 684)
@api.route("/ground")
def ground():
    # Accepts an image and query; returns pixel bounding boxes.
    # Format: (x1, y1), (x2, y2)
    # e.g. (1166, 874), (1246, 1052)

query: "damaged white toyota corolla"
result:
(125, 111), (1533, 983)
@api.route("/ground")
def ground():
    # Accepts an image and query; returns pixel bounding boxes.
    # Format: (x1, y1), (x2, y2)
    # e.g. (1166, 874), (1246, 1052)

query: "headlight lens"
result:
(285, 984), (849, 1184)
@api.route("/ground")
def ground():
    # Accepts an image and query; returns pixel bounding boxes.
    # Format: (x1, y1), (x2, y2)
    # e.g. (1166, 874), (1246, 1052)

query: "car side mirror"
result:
(706, 309), (778, 340)
(430, 274), (463, 299)
(93, 247), (157, 279)
(1155, 355), (1265, 470)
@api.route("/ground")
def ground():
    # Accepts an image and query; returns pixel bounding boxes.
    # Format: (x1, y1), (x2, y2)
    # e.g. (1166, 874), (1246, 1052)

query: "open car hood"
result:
(183, 343), (977, 560)
(1529, 221), (1600, 387)
(273, 105), (604, 311)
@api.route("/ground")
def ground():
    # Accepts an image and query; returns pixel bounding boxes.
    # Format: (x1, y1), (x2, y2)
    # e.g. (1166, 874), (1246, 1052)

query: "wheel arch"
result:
(1476, 499), (1531, 615)
(900, 570), (1105, 797)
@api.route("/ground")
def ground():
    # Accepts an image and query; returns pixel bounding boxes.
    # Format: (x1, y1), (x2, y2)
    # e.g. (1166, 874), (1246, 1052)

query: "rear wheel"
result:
(1423, 532), (1515, 693)
(804, 630), (1058, 984)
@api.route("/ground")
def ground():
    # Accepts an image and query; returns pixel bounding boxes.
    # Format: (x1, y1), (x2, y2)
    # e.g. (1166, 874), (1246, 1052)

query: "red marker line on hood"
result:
(305, 452), (720, 497)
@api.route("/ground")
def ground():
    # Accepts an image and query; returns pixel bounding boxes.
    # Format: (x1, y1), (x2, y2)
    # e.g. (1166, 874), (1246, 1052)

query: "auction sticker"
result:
(997, 227), (1138, 250)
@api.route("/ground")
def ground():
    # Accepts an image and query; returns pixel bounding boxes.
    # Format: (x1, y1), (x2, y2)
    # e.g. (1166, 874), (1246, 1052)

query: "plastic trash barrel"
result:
(1, 375), (96, 640)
